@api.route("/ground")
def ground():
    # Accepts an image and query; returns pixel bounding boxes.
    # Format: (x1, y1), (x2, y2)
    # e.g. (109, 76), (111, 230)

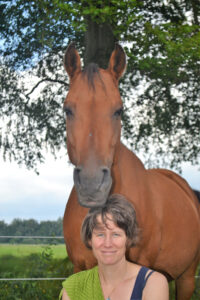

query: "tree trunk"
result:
(84, 17), (116, 68)
(191, 0), (200, 25)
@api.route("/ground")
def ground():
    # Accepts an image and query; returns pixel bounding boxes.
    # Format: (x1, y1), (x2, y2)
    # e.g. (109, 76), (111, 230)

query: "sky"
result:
(0, 154), (74, 224)
(0, 152), (199, 224)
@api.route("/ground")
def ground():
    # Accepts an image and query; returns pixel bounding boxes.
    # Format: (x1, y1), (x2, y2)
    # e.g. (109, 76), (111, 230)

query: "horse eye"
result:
(113, 108), (123, 118)
(63, 107), (73, 118)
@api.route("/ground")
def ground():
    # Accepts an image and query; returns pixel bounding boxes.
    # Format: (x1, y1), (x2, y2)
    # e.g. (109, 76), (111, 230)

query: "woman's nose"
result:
(104, 235), (112, 247)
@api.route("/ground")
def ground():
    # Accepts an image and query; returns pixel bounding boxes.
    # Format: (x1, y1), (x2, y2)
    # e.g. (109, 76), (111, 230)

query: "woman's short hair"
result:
(81, 194), (139, 249)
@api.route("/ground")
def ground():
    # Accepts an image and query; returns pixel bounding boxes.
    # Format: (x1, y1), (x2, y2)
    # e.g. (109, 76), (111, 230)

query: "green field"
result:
(0, 244), (73, 299)
(0, 244), (67, 259)
(0, 243), (72, 278)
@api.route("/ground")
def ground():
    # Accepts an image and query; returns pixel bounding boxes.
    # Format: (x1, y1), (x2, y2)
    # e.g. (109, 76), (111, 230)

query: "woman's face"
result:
(90, 214), (127, 266)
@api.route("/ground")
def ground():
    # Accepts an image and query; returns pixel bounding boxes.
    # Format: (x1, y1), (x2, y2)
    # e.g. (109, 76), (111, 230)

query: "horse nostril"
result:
(101, 167), (110, 183)
(102, 167), (109, 175)
(74, 167), (82, 185)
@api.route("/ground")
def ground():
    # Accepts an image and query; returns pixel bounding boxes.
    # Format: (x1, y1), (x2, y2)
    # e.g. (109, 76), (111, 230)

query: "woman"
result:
(60, 194), (169, 300)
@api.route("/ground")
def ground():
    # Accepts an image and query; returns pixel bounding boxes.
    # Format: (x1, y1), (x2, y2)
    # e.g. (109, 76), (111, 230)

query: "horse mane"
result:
(82, 63), (102, 90)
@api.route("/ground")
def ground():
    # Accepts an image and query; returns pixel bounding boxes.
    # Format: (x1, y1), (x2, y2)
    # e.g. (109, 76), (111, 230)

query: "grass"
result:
(0, 244), (67, 259)
(0, 243), (74, 299)
(0, 244), (71, 279)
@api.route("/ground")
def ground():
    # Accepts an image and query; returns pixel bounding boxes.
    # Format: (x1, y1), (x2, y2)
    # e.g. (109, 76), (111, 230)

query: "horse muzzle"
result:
(73, 166), (112, 207)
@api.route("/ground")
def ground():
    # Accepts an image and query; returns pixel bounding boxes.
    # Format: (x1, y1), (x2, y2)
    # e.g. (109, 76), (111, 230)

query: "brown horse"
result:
(63, 43), (200, 300)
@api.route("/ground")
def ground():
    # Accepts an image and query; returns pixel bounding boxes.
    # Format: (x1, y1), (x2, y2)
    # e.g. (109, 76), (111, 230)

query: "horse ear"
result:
(108, 43), (126, 80)
(64, 42), (81, 80)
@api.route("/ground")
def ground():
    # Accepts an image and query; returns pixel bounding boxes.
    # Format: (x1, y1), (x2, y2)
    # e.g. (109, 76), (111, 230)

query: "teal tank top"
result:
(59, 266), (104, 300)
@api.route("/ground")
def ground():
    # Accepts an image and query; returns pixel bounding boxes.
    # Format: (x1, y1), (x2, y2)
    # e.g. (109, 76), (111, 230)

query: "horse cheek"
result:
(66, 133), (77, 165)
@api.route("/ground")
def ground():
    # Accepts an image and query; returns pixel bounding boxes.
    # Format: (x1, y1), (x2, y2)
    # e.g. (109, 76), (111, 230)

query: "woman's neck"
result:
(98, 260), (138, 300)
(98, 258), (129, 285)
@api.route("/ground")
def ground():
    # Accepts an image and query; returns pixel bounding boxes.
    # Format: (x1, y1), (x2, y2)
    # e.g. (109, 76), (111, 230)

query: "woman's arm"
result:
(143, 271), (169, 300)
(62, 289), (71, 300)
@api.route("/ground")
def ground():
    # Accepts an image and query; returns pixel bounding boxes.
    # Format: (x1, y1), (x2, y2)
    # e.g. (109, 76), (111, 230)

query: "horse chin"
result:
(76, 189), (111, 208)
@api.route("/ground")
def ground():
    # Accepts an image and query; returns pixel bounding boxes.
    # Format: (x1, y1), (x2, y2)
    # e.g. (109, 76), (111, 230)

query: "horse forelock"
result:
(82, 63), (103, 90)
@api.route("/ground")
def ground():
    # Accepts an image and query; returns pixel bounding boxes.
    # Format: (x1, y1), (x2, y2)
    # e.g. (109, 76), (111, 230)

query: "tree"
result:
(0, 0), (200, 171)
(0, 218), (63, 244)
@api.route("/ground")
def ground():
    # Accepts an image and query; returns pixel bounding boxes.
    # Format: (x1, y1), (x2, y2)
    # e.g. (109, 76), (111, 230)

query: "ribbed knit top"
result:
(59, 266), (104, 300)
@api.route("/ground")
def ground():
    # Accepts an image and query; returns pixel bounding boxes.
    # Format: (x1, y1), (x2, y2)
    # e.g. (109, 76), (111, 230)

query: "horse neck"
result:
(112, 142), (145, 175)
(111, 141), (146, 197)
(111, 142), (148, 225)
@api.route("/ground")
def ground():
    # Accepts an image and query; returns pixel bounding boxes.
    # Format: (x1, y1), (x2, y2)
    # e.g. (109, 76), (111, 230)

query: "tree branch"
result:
(26, 78), (68, 97)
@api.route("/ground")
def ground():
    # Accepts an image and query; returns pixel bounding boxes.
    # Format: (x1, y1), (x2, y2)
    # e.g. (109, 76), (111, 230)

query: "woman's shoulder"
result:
(146, 269), (168, 283)
(143, 269), (169, 300)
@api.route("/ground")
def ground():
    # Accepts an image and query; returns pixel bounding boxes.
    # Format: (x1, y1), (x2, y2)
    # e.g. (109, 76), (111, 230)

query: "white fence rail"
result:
(0, 236), (64, 239)
(0, 278), (65, 281)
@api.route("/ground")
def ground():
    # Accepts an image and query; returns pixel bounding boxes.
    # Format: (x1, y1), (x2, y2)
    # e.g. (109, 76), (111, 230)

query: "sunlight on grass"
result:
(0, 244), (67, 259)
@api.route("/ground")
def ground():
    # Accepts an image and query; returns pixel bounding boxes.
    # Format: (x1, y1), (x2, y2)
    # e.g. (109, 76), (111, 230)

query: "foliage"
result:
(0, 0), (200, 170)
(0, 245), (73, 299)
(0, 218), (64, 244)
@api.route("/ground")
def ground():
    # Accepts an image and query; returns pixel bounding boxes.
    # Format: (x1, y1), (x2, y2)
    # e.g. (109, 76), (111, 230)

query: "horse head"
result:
(63, 43), (126, 207)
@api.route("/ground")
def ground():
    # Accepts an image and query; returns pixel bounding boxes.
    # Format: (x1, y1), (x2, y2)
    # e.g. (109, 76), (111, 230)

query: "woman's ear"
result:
(64, 42), (81, 80)
(88, 239), (92, 249)
(126, 238), (132, 249)
(108, 43), (126, 81)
